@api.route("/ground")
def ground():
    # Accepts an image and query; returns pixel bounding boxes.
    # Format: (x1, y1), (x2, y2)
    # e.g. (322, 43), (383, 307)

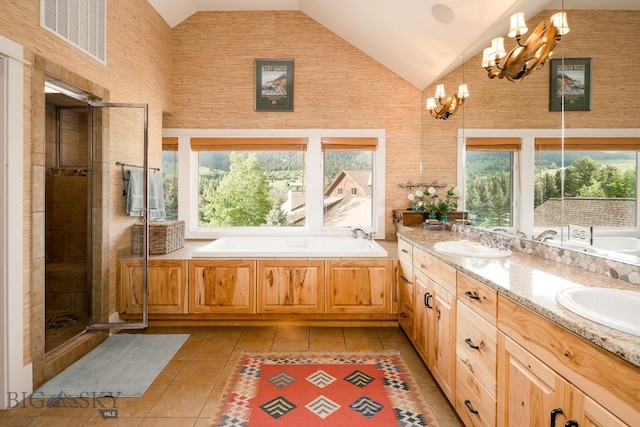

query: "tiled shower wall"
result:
(44, 169), (88, 318)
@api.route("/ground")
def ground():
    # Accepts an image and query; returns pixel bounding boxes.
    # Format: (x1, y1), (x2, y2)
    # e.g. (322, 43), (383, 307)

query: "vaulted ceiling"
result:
(148, 0), (638, 90)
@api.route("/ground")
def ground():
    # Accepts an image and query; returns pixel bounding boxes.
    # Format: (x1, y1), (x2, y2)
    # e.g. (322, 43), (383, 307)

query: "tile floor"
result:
(1, 326), (464, 426)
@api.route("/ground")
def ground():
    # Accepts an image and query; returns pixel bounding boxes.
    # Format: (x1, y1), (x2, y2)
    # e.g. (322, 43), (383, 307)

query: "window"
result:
(164, 130), (385, 239)
(322, 137), (376, 227)
(535, 137), (638, 228)
(191, 137), (306, 227)
(464, 138), (519, 227)
(162, 137), (178, 220)
(460, 130), (639, 235)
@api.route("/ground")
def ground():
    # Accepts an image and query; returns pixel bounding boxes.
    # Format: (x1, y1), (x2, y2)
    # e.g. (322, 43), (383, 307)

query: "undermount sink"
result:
(433, 240), (512, 259)
(556, 287), (640, 336)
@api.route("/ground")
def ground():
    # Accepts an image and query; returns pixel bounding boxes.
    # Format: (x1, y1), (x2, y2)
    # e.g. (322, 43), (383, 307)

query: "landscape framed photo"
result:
(549, 58), (591, 111)
(255, 59), (294, 111)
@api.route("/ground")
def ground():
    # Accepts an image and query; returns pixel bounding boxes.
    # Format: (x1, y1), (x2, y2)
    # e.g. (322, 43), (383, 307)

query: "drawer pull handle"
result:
(465, 338), (480, 350)
(464, 400), (479, 415)
(401, 249), (408, 253)
(400, 312), (408, 318)
(550, 408), (564, 427)
(424, 292), (433, 309)
(401, 275), (411, 283)
(565, 421), (579, 427)
(465, 290), (480, 300)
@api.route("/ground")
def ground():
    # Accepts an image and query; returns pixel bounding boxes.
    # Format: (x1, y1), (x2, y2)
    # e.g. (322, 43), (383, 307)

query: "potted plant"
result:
(424, 199), (439, 219)
(436, 188), (459, 222)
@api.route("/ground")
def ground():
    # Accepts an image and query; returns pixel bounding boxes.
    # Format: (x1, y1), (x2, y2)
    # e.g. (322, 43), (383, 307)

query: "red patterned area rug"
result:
(210, 351), (440, 427)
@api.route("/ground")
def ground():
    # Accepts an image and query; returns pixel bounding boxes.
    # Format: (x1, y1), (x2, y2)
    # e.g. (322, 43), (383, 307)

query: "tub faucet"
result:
(351, 227), (374, 240)
(534, 229), (558, 242)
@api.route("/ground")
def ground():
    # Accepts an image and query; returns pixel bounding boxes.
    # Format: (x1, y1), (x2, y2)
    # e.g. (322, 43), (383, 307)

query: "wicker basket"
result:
(132, 220), (185, 255)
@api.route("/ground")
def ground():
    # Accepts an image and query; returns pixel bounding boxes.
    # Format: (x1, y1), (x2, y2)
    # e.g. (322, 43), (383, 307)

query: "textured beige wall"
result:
(0, 0), (172, 372)
(421, 9), (640, 189)
(165, 11), (424, 237)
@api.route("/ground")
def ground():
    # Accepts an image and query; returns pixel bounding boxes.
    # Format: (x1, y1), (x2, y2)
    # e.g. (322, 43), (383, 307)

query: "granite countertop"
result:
(397, 228), (640, 369)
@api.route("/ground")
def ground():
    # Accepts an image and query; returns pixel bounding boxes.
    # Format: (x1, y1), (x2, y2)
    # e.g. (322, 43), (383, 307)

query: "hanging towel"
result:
(125, 169), (166, 220)
(148, 172), (166, 220)
(126, 169), (144, 216)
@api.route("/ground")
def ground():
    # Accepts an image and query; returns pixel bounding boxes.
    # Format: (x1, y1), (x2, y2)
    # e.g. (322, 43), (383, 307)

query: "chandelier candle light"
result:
(426, 83), (470, 120)
(482, 11), (569, 82)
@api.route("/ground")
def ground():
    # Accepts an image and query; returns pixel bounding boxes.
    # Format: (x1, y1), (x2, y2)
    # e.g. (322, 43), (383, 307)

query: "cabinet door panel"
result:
(189, 260), (255, 313)
(119, 260), (187, 314)
(413, 269), (434, 363)
(572, 387), (627, 427)
(326, 260), (392, 314)
(432, 282), (456, 403)
(497, 333), (566, 427)
(257, 260), (324, 313)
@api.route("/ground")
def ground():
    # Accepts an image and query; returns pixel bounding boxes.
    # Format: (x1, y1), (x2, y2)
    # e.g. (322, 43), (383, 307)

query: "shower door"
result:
(87, 101), (150, 330)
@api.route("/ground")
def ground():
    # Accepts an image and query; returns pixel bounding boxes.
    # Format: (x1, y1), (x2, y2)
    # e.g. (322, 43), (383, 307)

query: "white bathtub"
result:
(592, 237), (640, 253)
(546, 237), (640, 258)
(193, 236), (388, 258)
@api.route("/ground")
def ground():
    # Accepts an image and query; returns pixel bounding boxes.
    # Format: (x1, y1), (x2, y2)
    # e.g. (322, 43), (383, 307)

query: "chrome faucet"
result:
(477, 230), (498, 248)
(514, 230), (529, 238)
(351, 227), (374, 240)
(534, 229), (558, 242)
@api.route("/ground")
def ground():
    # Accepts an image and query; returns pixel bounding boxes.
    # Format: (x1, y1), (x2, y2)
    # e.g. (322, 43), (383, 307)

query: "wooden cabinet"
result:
(257, 260), (324, 313)
(119, 260), (188, 314)
(455, 273), (498, 427)
(398, 258), (415, 340)
(412, 247), (456, 403)
(413, 269), (433, 363)
(497, 333), (626, 427)
(571, 387), (627, 427)
(497, 333), (567, 427)
(498, 295), (640, 426)
(397, 238), (639, 427)
(189, 260), (255, 314)
(326, 260), (393, 314)
(430, 281), (456, 402)
(455, 302), (497, 427)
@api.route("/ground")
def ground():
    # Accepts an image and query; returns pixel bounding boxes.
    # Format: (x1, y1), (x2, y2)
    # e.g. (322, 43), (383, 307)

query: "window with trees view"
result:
(162, 138), (178, 220)
(191, 137), (306, 228)
(534, 147), (637, 228)
(161, 131), (385, 238)
(461, 132), (638, 234)
(464, 138), (518, 227)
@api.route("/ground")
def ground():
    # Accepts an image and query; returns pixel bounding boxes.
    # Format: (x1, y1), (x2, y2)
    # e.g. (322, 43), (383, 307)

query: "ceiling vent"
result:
(41, 0), (107, 63)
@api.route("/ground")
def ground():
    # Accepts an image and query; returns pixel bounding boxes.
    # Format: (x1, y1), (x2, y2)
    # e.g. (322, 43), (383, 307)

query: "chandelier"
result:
(482, 12), (570, 82)
(426, 83), (469, 120)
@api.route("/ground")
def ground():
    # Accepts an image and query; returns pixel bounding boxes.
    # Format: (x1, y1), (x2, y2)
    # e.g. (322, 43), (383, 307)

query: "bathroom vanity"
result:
(397, 228), (639, 427)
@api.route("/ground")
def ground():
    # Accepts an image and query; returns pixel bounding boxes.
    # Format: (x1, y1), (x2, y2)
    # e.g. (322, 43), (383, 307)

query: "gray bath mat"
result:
(36, 333), (189, 397)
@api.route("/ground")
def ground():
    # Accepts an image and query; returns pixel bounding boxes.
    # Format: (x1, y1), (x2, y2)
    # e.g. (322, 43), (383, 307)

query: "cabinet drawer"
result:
(398, 300), (414, 340)
(398, 239), (413, 262)
(398, 258), (413, 298)
(457, 301), (497, 396)
(456, 359), (496, 427)
(457, 272), (497, 325)
(413, 247), (456, 294)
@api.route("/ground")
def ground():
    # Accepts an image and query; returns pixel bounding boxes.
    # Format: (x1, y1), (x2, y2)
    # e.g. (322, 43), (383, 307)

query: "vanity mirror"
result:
(456, 0), (640, 265)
